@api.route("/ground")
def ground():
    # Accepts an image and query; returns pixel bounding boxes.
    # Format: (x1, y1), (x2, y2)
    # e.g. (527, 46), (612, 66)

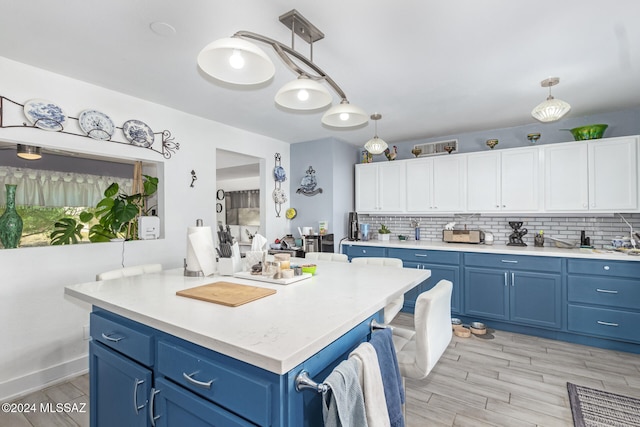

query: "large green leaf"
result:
(143, 175), (158, 196)
(88, 224), (116, 242)
(50, 218), (83, 245)
(103, 182), (119, 198)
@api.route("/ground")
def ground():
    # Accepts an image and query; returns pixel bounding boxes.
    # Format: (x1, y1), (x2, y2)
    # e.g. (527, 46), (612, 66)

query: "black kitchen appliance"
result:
(304, 234), (335, 253)
(348, 212), (359, 241)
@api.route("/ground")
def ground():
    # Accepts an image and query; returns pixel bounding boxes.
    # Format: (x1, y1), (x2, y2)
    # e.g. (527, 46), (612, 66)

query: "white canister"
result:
(484, 232), (494, 245)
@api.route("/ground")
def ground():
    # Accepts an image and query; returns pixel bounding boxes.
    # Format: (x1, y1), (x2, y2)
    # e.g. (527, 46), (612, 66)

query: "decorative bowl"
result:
(301, 264), (317, 275)
(486, 139), (498, 149)
(548, 236), (579, 249)
(568, 124), (608, 141)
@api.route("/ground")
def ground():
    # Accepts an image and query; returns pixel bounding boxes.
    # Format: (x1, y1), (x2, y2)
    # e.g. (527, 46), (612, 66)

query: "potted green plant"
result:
(50, 175), (158, 245)
(378, 224), (391, 241)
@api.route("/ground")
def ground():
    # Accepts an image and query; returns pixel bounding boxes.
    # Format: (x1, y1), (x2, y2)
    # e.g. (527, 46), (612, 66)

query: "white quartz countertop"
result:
(342, 239), (640, 262)
(65, 261), (429, 374)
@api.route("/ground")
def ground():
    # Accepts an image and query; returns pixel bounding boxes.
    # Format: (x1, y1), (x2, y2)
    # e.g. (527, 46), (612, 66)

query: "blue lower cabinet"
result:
(387, 248), (461, 315)
(402, 263), (460, 314)
(464, 266), (562, 329)
(90, 341), (152, 427)
(342, 244), (386, 259)
(90, 309), (381, 426)
(464, 267), (509, 320)
(152, 377), (256, 427)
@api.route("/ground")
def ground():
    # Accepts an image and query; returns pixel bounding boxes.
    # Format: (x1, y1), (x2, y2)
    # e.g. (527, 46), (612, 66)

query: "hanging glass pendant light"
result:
(531, 77), (571, 122)
(197, 37), (275, 85)
(322, 99), (368, 128)
(275, 75), (332, 110)
(364, 113), (388, 155)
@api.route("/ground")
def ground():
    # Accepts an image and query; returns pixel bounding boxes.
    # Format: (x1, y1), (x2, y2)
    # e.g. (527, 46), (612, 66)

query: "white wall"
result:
(0, 56), (290, 401)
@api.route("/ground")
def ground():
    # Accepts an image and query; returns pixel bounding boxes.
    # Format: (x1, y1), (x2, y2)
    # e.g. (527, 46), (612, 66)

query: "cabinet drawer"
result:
(464, 253), (562, 272)
(157, 341), (271, 426)
(345, 245), (386, 258)
(568, 276), (640, 310)
(388, 248), (460, 264)
(90, 312), (154, 366)
(568, 259), (640, 279)
(568, 305), (640, 343)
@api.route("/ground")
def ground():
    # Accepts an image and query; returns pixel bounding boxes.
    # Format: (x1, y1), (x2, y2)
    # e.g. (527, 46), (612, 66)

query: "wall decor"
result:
(0, 95), (180, 159)
(296, 165), (323, 196)
(190, 170), (198, 187)
(272, 153), (287, 217)
(216, 189), (225, 200)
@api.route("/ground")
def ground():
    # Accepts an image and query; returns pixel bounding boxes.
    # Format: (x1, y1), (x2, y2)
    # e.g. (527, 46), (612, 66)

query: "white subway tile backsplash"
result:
(357, 213), (640, 247)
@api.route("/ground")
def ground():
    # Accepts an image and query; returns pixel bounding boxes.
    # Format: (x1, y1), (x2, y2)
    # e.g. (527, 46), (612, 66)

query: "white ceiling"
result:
(1, 0), (638, 148)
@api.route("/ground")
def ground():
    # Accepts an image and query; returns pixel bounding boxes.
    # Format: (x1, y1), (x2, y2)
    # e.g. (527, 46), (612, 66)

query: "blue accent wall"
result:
(290, 138), (355, 248)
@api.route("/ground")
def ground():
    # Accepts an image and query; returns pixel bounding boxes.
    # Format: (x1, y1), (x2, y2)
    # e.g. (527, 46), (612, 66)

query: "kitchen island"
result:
(65, 260), (430, 427)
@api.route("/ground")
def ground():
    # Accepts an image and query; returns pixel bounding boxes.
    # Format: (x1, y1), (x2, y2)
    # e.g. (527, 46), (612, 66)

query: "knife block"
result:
(219, 257), (241, 276)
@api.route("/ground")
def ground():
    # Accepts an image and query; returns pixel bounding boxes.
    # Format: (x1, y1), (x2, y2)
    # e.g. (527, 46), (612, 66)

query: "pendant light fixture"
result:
(364, 113), (388, 155)
(531, 77), (571, 122)
(16, 144), (42, 160)
(197, 9), (368, 128)
(275, 75), (332, 110)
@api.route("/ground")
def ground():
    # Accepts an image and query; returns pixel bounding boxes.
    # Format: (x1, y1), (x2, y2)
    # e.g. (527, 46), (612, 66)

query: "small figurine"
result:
(384, 145), (398, 161)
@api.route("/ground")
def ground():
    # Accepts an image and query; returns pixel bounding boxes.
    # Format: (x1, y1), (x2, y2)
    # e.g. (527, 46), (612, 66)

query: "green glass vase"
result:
(0, 184), (23, 249)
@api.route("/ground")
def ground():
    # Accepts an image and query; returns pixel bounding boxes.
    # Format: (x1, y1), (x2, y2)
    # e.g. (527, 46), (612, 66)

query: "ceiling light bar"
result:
(197, 9), (368, 128)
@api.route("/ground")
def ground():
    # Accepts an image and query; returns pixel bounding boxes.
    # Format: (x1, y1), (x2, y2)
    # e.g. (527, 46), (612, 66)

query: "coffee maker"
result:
(348, 212), (359, 241)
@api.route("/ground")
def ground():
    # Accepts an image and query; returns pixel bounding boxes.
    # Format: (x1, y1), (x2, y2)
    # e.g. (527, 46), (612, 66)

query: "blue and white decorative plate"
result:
(79, 109), (115, 140)
(123, 119), (154, 147)
(23, 99), (66, 131)
(273, 165), (287, 182)
(272, 188), (287, 204)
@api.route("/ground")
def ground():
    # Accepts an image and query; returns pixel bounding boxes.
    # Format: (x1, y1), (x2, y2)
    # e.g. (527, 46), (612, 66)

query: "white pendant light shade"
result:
(197, 37), (275, 85)
(16, 144), (42, 160)
(275, 76), (332, 110)
(531, 77), (571, 122)
(364, 136), (388, 155)
(321, 100), (368, 128)
(531, 97), (571, 122)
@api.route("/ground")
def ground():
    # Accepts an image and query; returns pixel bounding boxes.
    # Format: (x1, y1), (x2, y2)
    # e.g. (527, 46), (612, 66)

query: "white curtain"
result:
(0, 166), (133, 207)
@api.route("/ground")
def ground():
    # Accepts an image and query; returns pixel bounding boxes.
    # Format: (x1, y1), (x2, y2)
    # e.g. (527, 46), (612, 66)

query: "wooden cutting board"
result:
(176, 281), (276, 307)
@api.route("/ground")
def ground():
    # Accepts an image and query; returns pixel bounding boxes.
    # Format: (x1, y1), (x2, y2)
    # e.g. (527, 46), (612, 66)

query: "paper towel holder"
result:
(184, 218), (206, 277)
(184, 258), (204, 277)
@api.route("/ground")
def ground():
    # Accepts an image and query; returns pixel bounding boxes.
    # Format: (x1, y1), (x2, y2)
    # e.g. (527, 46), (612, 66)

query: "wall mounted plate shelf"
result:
(0, 95), (180, 159)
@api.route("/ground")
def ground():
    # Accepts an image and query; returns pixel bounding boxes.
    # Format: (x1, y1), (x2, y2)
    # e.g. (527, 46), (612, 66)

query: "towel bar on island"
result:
(295, 319), (392, 393)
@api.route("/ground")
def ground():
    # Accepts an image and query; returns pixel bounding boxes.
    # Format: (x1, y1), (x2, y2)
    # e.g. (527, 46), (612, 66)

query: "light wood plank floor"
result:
(392, 312), (640, 427)
(2, 314), (639, 426)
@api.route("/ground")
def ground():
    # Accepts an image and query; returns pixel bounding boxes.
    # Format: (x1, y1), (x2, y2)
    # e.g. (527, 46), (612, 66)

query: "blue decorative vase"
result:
(0, 184), (23, 249)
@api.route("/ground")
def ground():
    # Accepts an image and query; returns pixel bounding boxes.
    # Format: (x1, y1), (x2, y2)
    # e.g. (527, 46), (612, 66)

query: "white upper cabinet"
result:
(543, 136), (638, 212)
(544, 143), (589, 211)
(588, 136), (638, 211)
(355, 162), (406, 213)
(406, 156), (466, 213)
(466, 148), (540, 212)
(354, 136), (638, 216)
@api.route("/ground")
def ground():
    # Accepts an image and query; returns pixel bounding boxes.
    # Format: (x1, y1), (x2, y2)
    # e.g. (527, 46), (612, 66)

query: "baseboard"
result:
(0, 355), (88, 403)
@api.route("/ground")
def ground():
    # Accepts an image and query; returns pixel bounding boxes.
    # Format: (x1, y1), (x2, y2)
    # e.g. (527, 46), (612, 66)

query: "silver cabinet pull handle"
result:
(101, 333), (123, 342)
(414, 254), (428, 257)
(603, 265), (610, 271)
(149, 389), (161, 427)
(596, 289), (618, 294)
(504, 272), (508, 287)
(501, 259), (518, 264)
(597, 321), (619, 327)
(133, 379), (145, 414)
(183, 371), (214, 389)
(511, 272), (515, 286)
